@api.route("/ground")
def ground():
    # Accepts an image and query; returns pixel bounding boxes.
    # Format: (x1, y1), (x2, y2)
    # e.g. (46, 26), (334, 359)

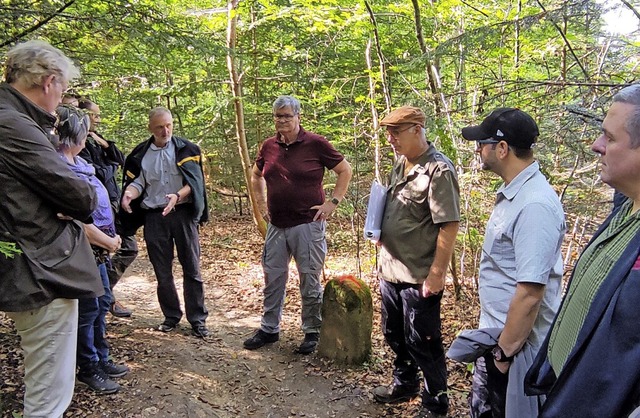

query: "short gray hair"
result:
(273, 95), (301, 115)
(148, 106), (172, 120)
(54, 105), (90, 148)
(4, 40), (79, 88)
(612, 84), (640, 148)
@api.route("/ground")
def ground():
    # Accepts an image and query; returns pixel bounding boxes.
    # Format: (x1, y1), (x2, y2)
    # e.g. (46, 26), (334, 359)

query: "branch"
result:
(459, 0), (490, 18)
(621, 0), (640, 22)
(564, 104), (604, 125)
(211, 186), (248, 198)
(0, 0), (77, 48)
(363, 0), (391, 109)
(411, 0), (428, 54)
(410, 0), (441, 113)
(534, 0), (590, 81)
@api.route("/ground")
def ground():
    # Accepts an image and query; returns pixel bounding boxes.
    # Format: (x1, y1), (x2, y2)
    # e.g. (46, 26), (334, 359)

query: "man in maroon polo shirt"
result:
(244, 95), (352, 354)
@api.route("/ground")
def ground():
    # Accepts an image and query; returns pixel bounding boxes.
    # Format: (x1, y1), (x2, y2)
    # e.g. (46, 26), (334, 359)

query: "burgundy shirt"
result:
(255, 126), (344, 228)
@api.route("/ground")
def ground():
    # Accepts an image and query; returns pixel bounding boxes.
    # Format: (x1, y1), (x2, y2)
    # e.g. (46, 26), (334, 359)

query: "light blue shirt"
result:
(478, 161), (565, 352)
(130, 140), (184, 210)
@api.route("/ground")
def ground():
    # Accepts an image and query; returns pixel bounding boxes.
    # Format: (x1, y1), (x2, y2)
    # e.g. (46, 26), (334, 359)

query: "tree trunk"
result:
(410, 0), (440, 114)
(364, 1), (393, 182)
(226, 0), (266, 237)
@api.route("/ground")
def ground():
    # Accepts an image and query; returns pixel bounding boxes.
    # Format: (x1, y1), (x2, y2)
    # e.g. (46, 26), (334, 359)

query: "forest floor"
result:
(0, 213), (481, 418)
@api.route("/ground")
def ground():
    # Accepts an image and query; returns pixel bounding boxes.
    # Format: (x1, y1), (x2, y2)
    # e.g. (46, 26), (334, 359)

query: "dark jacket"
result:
(119, 135), (209, 236)
(525, 199), (640, 418)
(0, 83), (103, 312)
(78, 132), (125, 209)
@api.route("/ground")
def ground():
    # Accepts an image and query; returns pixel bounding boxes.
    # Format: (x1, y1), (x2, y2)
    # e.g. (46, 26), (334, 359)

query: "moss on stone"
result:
(326, 275), (372, 311)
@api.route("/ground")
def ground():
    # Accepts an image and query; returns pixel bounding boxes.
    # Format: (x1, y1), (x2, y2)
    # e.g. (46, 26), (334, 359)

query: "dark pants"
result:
(379, 279), (448, 415)
(77, 263), (112, 369)
(107, 234), (138, 290)
(470, 355), (509, 418)
(143, 207), (208, 327)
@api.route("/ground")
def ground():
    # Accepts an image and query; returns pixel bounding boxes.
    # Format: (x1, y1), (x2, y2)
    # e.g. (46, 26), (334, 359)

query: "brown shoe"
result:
(110, 301), (132, 318)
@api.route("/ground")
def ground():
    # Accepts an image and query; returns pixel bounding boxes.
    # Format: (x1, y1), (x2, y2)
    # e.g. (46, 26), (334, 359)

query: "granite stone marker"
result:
(318, 275), (373, 364)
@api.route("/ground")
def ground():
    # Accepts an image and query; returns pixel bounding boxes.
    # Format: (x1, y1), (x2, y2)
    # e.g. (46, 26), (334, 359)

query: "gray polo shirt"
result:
(478, 161), (565, 352)
(130, 141), (185, 210)
(378, 143), (460, 284)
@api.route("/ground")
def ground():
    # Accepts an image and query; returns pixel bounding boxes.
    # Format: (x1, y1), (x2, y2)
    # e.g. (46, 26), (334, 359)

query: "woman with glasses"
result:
(54, 105), (129, 395)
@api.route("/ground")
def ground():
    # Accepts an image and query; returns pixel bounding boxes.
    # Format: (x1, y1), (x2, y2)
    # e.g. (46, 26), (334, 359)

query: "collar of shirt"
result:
(396, 142), (437, 178)
(276, 126), (307, 146)
(497, 160), (539, 201)
(149, 140), (174, 152)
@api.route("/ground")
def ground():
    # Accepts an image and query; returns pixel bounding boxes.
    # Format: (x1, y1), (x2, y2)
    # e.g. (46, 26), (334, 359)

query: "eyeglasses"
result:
(386, 124), (416, 137)
(273, 113), (297, 121)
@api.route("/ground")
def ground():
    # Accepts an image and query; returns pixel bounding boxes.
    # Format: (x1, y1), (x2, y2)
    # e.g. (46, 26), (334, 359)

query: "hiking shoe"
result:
(243, 329), (279, 350)
(192, 325), (210, 338)
(77, 364), (120, 395)
(99, 359), (129, 378)
(110, 301), (132, 318)
(296, 333), (319, 354)
(157, 322), (177, 333)
(373, 383), (420, 404)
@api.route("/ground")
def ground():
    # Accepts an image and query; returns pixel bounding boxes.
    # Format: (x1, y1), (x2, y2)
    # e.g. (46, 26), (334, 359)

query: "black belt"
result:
(145, 204), (188, 214)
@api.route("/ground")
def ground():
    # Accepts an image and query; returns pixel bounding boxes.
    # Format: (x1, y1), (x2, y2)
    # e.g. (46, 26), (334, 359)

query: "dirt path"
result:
(1, 215), (473, 417)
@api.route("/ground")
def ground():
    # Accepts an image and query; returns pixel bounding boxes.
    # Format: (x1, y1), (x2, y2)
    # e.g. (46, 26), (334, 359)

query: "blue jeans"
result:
(77, 263), (112, 369)
(379, 279), (448, 415)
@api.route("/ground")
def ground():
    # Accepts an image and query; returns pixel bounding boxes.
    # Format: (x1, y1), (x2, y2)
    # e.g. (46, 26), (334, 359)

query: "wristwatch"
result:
(330, 196), (340, 205)
(492, 345), (514, 363)
(174, 191), (181, 202)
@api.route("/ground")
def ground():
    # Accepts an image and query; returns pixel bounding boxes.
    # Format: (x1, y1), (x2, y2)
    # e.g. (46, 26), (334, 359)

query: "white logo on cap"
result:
(496, 129), (504, 137)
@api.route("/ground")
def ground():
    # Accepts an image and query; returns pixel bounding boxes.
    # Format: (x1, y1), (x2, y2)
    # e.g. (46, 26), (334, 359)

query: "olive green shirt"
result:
(378, 143), (460, 284)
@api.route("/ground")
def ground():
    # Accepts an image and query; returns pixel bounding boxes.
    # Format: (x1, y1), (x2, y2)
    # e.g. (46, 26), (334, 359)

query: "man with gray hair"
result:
(120, 107), (209, 338)
(244, 95), (352, 354)
(373, 106), (459, 418)
(526, 84), (640, 417)
(0, 40), (103, 416)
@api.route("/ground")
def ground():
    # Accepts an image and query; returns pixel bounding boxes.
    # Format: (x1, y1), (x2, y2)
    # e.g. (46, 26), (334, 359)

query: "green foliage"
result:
(0, 242), (20, 258)
(1, 0), (637, 280)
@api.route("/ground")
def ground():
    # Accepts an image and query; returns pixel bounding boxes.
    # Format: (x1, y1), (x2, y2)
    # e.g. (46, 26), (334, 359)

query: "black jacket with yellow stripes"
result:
(119, 135), (209, 236)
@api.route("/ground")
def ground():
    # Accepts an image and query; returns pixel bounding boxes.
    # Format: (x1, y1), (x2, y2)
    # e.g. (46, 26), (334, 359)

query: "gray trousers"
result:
(260, 221), (326, 334)
(143, 208), (208, 327)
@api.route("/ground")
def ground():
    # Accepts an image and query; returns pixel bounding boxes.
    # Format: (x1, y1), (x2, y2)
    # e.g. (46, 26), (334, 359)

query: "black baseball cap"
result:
(461, 108), (539, 149)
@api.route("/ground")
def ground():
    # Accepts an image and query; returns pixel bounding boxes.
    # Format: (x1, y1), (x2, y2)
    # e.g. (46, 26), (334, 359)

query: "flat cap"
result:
(380, 106), (425, 127)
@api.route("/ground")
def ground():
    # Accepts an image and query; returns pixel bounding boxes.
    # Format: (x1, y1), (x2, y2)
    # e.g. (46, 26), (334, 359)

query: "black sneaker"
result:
(243, 329), (279, 350)
(373, 383), (420, 404)
(192, 325), (210, 338)
(296, 333), (319, 354)
(99, 359), (129, 378)
(157, 322), (177, 333)
(77, 363), (120, 395)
